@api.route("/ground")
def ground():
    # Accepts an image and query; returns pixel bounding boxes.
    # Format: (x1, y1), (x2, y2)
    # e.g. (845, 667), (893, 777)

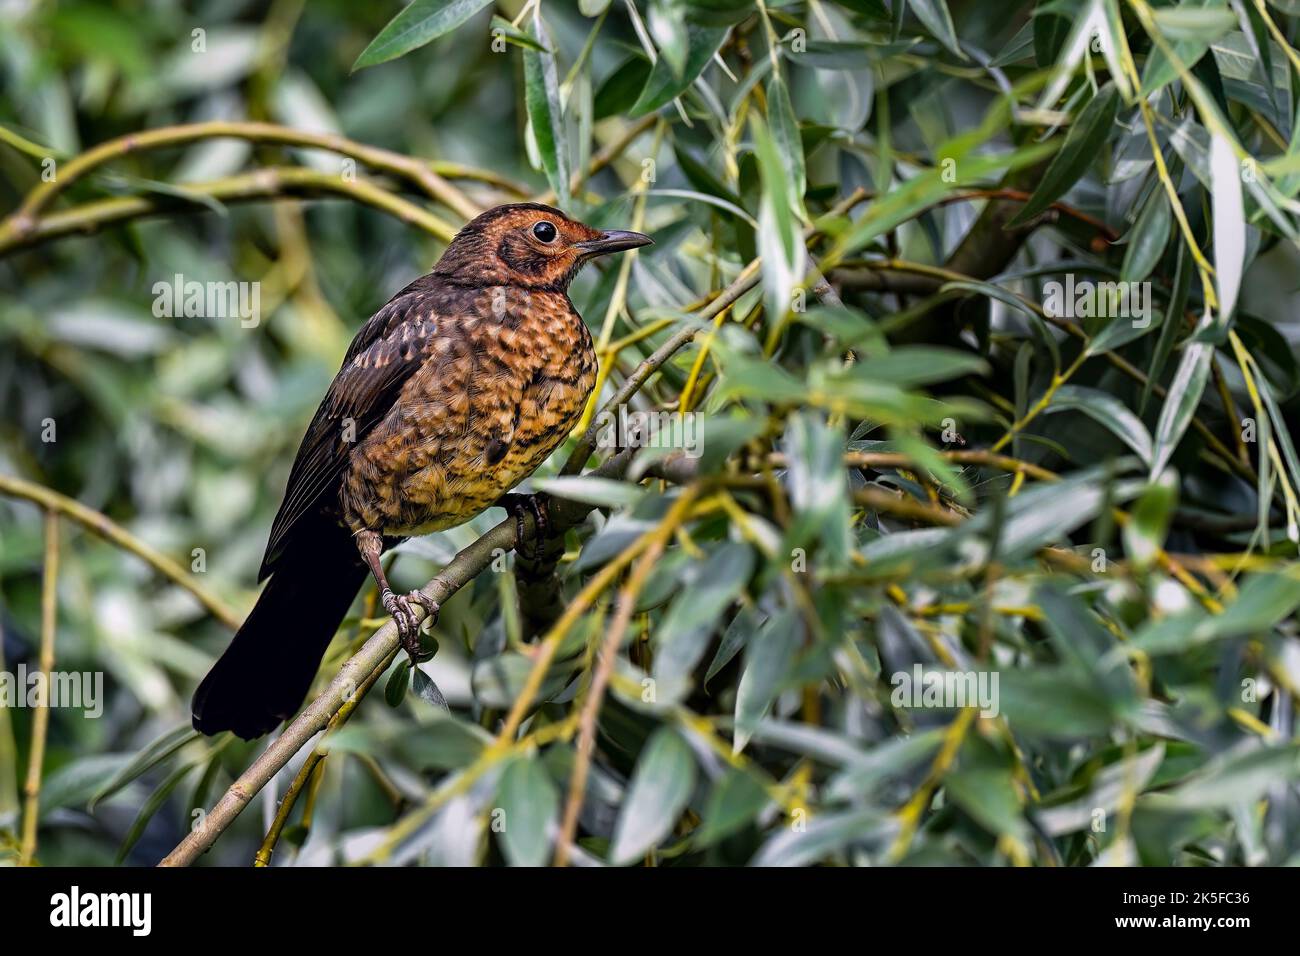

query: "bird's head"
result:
(433, 202), (652, 291)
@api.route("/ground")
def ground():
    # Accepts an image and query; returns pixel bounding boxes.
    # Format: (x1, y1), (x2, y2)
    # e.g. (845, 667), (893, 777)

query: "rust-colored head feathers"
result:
(433, 202), (652, 291)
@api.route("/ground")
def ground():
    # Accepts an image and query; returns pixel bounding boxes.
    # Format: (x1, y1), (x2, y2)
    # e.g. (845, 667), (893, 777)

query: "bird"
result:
(192, 202), (651, 740)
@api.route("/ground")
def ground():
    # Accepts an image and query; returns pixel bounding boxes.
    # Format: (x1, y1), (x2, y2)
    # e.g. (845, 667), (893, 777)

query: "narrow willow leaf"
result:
(1010, 84), (1119, 226)
(609, 727), (696, 864)
(750, 807), (894, 865)
(735, 610), (800, 752)
(1133, 571), (1300, 653)
(533, 475), (645, 508)
(1162, 743), (1300, 809)
(766, 74), (806, 214)
(1121, 186), (1171, 283)
(90, 724), (198, 811)
(523, 10), (570, 203)
(906, 0), (964, 59)
(496, 754), (559, 867)
(1141, 0), (1232, 93)
(1038, 0), (1128, 107)
(1036, 745), (1165, 834)
(1123, 468), (1178, 569)
(752, 113), (801, 327)
(115, 762), (195, 863)
(412, 667), (450, 712)
(648, 0), (689, 79)
(695, 767), (769, 846)
(386, 658), (411, 707)
(941, 278), (1059, 369)
(1086, 308), (1164, 356)
(488, 15), (549, 53)
(1140, 242), (1190, 415)
(826, 730), (944, 799)
(629, 24), (727, 116)
(1209, 130), (1245, 324)
(352, 0), (493, 70)
(945, 767), (1028, 840)
(1046, 384), (1154, 466)
(1149, 338), (1213, 478)
(654, 542), (755, 685)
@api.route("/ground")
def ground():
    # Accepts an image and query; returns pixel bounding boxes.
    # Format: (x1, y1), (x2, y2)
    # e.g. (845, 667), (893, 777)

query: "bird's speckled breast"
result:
(339, 285), (596, 536)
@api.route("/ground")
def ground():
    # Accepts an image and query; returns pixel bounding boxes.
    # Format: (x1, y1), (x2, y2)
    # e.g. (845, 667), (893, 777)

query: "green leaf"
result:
(826, 730), (944, 799)
(851, 347), (989, 388)
(1132, 571), (1300, 653)
(1149, 339), (1214, 478)
(115, 762), (195, 864)
(629, 24), (727, 117)
(648, 0), (689, 79)
(411, 667), (449, 711)
(1209, 129), (1245, 324)
(1123, 469), (1178, 569)
(906, 0), (964, 59)
(1140, 242), (1191, 415)
(654, 542), (755, 685)
(766, 74), (806, 213)
(532, 475), (645, 509)
(89, 724), (198, 811)
(1121, 186), (1172, 284)
(352, 0), (494, 70)
(386, 658), (412, 707)
(609, 727), (697, 864)
(1036, 744), (1165, 834)
(945, 767), (1027, 840)
(752, 112), (801, 325)
(735, 609), (800, 752)
(496, 754), (559, 866)
(1141, 0), (1233, 93)
(1045, 384), (1154, 465)
(1010, 84), (1119, 226)
(750, 807), (894, 865)
(595, 56), (653, 120)
(523, 10), (570, 203)
(695, 768), (769, 846)
(489, 15), (549, 53)
(1161, 743), (1300, 809)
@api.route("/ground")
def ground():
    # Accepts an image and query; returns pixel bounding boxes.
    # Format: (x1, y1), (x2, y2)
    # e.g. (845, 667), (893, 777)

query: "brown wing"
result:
(258, 277), (443, 579)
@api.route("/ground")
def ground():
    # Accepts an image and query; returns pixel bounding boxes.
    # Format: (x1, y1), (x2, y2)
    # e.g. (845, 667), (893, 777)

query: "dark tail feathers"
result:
(192, 518), (366, 740)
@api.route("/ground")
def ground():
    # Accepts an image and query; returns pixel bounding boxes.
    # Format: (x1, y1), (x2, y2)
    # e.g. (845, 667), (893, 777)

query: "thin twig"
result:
(0, 167), (459, 255)
(553, 487), (700, 865)
(19, 510), (58, 865)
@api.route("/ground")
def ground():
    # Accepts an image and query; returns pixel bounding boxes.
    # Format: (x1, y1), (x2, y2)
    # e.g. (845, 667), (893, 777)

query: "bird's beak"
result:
(577, 230), (653, 257)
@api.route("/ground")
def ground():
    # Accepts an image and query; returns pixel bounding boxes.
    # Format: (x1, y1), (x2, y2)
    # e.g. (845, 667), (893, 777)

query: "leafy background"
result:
(2, 0), (1300, 867)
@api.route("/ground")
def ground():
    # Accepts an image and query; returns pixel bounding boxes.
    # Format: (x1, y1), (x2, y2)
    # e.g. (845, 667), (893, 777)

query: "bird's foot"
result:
(382, 588), (440, 660)
(497, 492), (551, 560)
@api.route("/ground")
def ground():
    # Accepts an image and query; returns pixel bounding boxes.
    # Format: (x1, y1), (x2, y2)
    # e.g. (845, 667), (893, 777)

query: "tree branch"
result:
(0, 167), (460, 255)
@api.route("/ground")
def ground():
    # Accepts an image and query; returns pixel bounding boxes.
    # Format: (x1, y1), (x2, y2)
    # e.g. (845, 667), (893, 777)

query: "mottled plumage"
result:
(193, 203), (650, 739)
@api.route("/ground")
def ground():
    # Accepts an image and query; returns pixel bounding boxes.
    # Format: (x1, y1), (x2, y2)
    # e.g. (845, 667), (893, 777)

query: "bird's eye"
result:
(532, 221), (558, 243)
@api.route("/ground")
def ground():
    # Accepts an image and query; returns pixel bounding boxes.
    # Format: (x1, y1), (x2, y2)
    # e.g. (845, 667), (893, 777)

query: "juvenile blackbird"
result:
(192, 202), (651, 739)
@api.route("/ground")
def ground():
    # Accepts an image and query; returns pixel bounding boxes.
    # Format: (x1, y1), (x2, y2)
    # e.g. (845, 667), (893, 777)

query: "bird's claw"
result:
(498, 492), (551, 560)
(382, 588), (440, 660)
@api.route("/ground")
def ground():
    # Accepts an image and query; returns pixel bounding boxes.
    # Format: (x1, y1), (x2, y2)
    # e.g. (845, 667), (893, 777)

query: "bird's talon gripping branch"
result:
(498, 492), (551, 559)
(381, 587), (440, 660)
